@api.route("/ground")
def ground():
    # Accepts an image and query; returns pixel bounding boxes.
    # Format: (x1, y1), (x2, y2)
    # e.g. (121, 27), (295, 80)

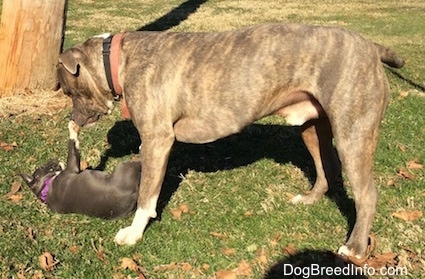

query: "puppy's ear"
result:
(19, 173), (33, 185)
(58, 48), (82, 75)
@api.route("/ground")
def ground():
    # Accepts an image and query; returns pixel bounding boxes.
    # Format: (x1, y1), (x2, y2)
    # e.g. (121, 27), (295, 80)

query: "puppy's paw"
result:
(114, 226), (143, 246)
(68, 121), (79, 138)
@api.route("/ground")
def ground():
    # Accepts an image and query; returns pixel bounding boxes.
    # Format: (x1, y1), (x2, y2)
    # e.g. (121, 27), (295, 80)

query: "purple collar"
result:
(40, 177), (54, 203)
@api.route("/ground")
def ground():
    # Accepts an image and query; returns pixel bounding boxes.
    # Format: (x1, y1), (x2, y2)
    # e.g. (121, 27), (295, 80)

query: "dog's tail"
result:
(374, 43), (405, 68)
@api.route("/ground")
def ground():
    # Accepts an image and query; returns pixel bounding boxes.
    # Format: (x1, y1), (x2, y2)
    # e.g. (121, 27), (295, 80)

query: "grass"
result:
(1, 0), (424, 278)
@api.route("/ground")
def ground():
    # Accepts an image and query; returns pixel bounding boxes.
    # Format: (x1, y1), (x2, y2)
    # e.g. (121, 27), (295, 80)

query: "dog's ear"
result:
(59, 48), (82, 75)
(19, 173), (33, 185)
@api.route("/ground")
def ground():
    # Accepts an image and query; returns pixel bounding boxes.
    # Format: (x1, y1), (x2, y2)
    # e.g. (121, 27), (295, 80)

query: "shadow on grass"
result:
(98, 120), (356, 238)
(264, 250), (368, 279)
(137, 0), (208, 31)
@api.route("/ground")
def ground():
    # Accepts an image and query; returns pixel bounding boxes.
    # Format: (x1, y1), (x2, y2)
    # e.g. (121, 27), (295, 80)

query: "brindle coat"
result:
(57, 23), (404, 258)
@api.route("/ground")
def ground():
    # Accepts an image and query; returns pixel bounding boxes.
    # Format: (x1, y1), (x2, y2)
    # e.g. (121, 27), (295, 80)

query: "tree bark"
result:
(0, 0), (66, 97)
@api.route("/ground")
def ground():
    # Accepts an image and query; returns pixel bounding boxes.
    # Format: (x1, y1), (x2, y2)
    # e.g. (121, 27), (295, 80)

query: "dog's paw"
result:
(291, 194), (316, 205)
(338, 245), (365, 260)
(291, 192), (324, 205)
(114, 226), (143, 246)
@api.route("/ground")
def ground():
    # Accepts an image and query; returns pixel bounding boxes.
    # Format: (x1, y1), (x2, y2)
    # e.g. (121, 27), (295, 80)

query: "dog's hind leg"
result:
(334, 115), (381, 259)
(292, 118), (340, 204)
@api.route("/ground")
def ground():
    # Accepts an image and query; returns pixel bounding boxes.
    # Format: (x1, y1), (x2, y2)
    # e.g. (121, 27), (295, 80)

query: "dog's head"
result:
(57, 37), (115, 126)
(20, 160), (64, 199)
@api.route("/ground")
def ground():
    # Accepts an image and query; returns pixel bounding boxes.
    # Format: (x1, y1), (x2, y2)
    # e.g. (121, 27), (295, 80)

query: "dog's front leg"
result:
(114, 132), (175, 245)
(66, 120), (81, 173)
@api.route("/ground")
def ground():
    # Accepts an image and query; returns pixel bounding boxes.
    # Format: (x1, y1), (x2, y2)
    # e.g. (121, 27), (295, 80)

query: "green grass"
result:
(1, 0), (424, 278)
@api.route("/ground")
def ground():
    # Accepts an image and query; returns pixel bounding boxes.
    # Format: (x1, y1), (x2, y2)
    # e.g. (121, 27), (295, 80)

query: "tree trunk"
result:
(0, 0), (66, 97)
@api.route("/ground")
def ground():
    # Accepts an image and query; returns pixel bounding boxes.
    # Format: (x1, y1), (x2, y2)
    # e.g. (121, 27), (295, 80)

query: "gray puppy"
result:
(20, 121), (141, 219)
(56, 23), (404, 258)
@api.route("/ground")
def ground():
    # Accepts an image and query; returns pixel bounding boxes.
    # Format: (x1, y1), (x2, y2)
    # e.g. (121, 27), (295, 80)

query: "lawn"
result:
(0, 0), (424, 278)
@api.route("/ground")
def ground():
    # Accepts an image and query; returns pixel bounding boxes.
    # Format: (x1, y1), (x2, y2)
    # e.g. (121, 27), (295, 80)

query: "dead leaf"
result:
(27, 227), (36, 242)
(256, 248), (268, 266)
(282, 243), (297, 256)
(235, 259), (252, 276)
(179, 204), (189, 213)
(397, 168), (415, 180)
(285, 192), (295, 200)
(170, 204), (189, 219)
(222, 248), (236, 256)
(39, 252), (59, 271)
(406, 158), (423, 169)
(180, 262), (192, 271)
(398, 90), (409, 100)
(69, 246), (79, 253)
(210, 231), (226, 239)
(153, 262), (178, 272)
(392, 210), (422, 221)
(2, 181), (22, 199)
(216, 270), (237, 279)
(80, 161), (89, 170)
(202, 263), (210, 271)
(8, 194), (23, 203)
(121, 257), (139, 271)
(0, 140), (18, 151)
(244, 211), (253, 217)
(386, 178), (396, 187)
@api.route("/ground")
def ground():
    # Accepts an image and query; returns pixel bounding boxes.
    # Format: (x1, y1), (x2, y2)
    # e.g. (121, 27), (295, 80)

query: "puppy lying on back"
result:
(20, 121), (141, 219)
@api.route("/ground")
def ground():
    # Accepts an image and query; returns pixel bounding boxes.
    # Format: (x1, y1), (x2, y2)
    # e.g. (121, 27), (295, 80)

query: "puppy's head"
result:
(20, 160), (64, 199)
(57, 37), (115, 127)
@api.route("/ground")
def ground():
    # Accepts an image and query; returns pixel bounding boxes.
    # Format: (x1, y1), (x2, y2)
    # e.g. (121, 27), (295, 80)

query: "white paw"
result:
(114, 226), (143, 246)
(291, 194), (304, 204)
(338, 245), (363, 259)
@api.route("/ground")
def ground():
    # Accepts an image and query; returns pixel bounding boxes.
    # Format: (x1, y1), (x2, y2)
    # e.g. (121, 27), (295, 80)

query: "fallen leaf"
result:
(27, 227), (36, 242)
(397, 168), (415, 180)
(121, 257), (139, 271)
(179, 204), (189, 213)
(392, 210), (422, 221)
(406, 158), (423, 169)
(80, 161), (89, 170)
(256, 248), (268, 266)
(282, 243), (297, 256)
(69, 246), (79, 253)
(170, 204), (189, 219)
(222, 248), (236, 256)
(8, 194), (23, 203)
(244, 211), (253, 217)
(153, 262), (178, 272)
(386, 178), (396, 187)
(216, 270), (236, 279)
(0, 140), (18, 151)
(170, 209), (182, 219)
(2, 181), (22, 199)
(180, 262), (192, 271)
(285, 192), (295, 200)
(235, 260), (252, 276)
(210, 231), (226, 239)
(398, 90), (409, 100)
(39, 252), (59, 271)
(202, 263), (210, 271)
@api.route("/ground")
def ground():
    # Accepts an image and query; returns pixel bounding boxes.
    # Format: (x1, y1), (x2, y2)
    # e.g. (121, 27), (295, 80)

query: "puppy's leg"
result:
(292, 118), (340, 204)
(114, 130), (175, 245)
(66, 120), (81, 173)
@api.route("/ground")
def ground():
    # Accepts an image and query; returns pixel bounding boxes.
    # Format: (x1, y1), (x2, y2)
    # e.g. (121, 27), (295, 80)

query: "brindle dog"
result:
(56, 23), (404, 259)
